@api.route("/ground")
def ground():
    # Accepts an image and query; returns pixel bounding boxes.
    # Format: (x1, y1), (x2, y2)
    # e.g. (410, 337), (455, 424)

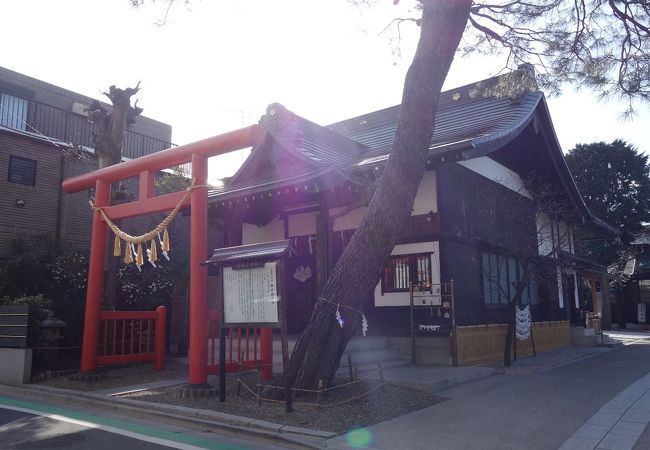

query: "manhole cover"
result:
(14, 433), (88, 449)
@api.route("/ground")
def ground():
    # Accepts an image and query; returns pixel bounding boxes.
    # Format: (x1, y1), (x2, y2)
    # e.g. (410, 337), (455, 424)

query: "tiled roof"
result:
(260, 104), (367, 168)
(204, 240), (290, 265)
(328, 86), (542, 166)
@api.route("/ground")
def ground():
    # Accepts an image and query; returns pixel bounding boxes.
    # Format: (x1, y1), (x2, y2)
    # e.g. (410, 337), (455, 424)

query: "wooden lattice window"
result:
(382, 253), (431, 293)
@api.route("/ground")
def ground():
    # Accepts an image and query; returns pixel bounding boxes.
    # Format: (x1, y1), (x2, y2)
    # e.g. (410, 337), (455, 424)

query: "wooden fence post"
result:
(154, 306), (167, 370)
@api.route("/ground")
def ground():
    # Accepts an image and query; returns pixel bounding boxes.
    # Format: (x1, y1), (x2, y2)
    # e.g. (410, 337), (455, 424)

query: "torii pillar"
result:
(189, 153), (208, 385)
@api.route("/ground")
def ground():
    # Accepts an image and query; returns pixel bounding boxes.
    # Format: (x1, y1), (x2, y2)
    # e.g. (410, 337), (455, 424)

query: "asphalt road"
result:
(0, 398), (282, 450)
(328, 331), (650, 449)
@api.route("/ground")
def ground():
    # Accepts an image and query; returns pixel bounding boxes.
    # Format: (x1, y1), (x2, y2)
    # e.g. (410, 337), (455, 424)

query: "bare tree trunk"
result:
(504, 270), (531, 367)
(87, 85), (142, 310)
(280, 0), (473, 392)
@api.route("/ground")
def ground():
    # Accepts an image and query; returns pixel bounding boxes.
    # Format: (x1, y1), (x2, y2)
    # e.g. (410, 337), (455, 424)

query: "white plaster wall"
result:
(331, 206), (367, 232)
(288, 212), (317, 237)
(459, 157), (532, 199)
(242, 217), (284, 244)
(537, 213), (573, 256)
(331, 170), (438, 232)
(412, 170), (438, 214)
(374, 241), (441, 307)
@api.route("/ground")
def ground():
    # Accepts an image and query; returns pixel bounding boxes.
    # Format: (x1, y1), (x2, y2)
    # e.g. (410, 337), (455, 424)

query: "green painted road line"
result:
(0, 395), (251, 450)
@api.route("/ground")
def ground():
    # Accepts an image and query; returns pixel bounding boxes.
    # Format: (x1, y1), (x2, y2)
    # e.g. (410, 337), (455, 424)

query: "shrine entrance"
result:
(62, 125), (272, 386)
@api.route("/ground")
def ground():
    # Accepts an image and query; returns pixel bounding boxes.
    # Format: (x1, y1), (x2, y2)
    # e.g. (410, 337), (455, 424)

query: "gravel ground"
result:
(32, 362), (446, 433)
(32, 363), (186, 391)
(121, 371), (447, 433)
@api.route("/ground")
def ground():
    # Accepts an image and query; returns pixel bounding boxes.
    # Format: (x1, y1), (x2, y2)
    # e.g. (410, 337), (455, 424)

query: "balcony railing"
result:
(22, 101), (172, 159)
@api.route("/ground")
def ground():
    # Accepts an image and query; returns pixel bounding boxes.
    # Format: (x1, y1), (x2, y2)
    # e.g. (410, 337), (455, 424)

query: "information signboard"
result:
(412, 287), (443, 306)
(222, 262), (279, 326)
(638, 303), (646, 323)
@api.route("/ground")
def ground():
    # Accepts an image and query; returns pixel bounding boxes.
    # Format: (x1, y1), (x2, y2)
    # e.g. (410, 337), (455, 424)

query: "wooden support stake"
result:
(450, 280), (459, 367)
(347, 354), (354, 382)
(513, 319), (517, 362)
(316, 379), (323, 407)
(530, 324), (537, 357)
(219, 326), (227, 402)
(256, 371), (262, 406)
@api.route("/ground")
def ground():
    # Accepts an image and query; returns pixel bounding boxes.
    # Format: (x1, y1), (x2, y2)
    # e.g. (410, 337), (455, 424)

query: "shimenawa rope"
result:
(89, 179), (208, 266)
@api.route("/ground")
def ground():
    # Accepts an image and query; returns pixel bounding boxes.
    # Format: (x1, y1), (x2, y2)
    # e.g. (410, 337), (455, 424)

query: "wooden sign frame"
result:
(206, 240), (293, 412)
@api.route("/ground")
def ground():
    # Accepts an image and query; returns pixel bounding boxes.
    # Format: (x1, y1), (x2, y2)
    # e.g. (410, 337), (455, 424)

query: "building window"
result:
(481, 251), (538, 306)
(382, 253), (431, 292)
(0, 93), (29, 131)
(639, 280), (650, 303)
(8, 156), (36, 186)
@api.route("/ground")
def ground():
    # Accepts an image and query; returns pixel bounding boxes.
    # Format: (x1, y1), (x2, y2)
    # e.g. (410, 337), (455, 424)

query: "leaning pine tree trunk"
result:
(280, 0), (473, 392)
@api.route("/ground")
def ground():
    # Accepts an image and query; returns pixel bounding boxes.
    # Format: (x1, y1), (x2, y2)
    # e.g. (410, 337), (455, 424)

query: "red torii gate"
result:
(62, 125), (268, 385)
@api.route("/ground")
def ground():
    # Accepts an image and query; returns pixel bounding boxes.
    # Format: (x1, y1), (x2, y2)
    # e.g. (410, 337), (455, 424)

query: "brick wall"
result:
(0, 132), (65, 256)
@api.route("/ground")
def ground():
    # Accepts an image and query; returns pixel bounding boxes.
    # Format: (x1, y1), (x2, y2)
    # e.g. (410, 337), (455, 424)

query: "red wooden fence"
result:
(206, 310), (273, 379)
(97, 306), (166, 370)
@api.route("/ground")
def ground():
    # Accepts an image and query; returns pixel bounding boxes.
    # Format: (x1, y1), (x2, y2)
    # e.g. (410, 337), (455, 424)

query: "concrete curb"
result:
(0, 383), (334, 449)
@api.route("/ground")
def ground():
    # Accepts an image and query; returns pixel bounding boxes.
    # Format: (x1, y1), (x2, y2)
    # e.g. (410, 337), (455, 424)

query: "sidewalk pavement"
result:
(326, 332), (650, 450)
(368, 365), (495, 393)
(560, 372), (650, 449)
(2, 333), (640, 449)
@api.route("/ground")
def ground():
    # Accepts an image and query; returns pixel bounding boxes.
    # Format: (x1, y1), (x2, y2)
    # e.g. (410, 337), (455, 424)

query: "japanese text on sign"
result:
(223, 262), (279, 324)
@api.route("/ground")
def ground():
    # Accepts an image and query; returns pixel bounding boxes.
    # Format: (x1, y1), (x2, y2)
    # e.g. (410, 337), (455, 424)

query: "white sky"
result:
(3, 0), (649, 184)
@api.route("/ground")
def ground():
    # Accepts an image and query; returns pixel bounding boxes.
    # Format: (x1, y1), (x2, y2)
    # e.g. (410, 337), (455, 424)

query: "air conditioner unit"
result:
(71, 101), (88, 117)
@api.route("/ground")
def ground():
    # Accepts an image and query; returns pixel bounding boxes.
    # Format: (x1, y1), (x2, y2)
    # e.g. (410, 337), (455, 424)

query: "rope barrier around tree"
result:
(236, 367), (387, 408)
(88, 180), (209, 268)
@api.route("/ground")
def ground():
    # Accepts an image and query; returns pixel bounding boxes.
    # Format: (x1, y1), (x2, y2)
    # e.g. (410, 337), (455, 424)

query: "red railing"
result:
(97, 306), (167, 370)
(206, 310), (273, 379)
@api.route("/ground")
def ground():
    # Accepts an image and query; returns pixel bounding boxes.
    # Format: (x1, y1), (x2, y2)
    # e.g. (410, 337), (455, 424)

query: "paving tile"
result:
(600, 403), (632, 414)
(621, 412), (650, 424)
(609, 421), (647, 437)
(587, 412), (622, 427)
(574, 423), (612, 440)
(597, 432), (638, 450)
(558, 436), (600, 450)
